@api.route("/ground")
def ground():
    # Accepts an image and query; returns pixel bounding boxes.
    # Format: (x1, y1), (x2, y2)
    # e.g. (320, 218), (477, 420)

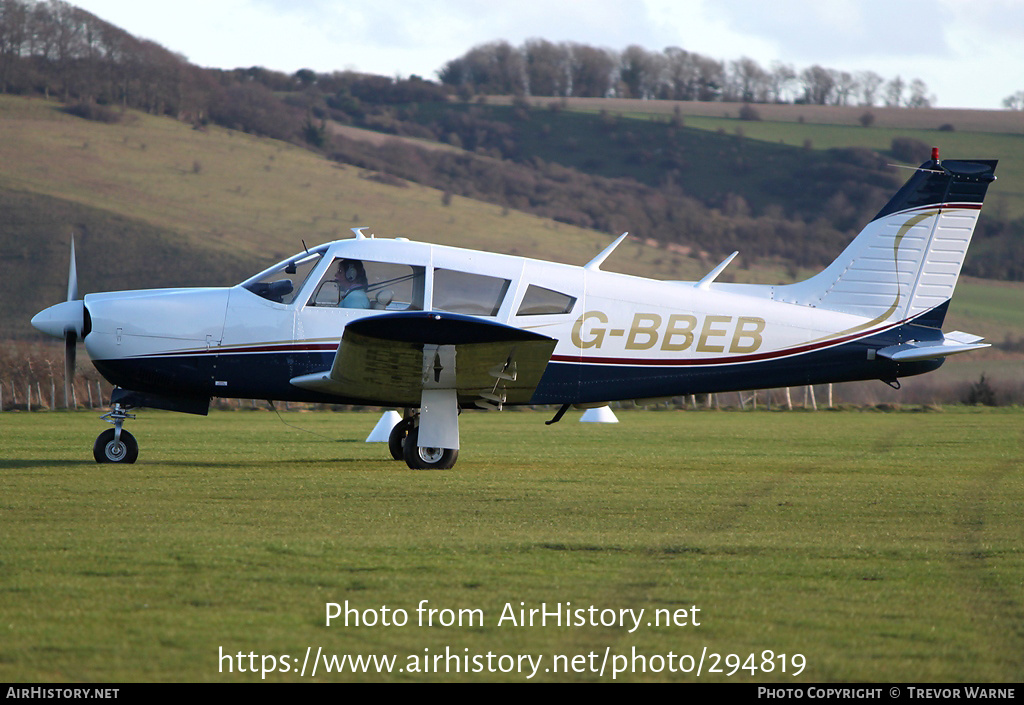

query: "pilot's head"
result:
(334, 259), (366, 289)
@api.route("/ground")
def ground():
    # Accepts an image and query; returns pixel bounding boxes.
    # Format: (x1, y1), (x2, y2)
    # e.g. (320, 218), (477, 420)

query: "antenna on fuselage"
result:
(584, 232), (629, 271)
(695, 251), (739, 290)
(351, 227), (373, 239)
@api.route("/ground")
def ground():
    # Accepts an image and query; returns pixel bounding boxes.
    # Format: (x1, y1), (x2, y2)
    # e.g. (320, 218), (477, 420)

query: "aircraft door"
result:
(509, 267), (584, 404)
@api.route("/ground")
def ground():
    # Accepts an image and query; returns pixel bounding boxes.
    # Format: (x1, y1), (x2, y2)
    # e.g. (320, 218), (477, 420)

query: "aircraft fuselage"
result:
(82, 237), (938, 410)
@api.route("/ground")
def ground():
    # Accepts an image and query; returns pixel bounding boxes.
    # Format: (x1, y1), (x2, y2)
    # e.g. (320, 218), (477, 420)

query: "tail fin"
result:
(778, 152), (997, 327)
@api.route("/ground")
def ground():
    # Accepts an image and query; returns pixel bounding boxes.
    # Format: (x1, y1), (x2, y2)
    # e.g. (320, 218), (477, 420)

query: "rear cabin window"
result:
(432, 269), (510, 316)
(307, 258), (425, 311)
(516, 285), (577, 316)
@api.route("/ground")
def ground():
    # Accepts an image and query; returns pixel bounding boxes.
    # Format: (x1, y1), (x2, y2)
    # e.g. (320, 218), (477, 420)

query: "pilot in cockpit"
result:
(332, 259), (371, 308)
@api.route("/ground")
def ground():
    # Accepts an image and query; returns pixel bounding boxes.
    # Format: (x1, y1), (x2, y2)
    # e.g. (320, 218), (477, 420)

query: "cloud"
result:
(700, 0), (952, 62)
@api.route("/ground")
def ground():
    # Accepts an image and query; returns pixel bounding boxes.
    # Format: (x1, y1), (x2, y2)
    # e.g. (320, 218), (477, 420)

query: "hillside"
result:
(0, 95), (701, 339)
(524, 97), (1024, 218)
(320, 95), (1024, 282)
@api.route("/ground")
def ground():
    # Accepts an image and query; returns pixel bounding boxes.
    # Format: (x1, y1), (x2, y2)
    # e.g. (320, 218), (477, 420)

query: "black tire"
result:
(93, 428), (138, 464)
(388, 417), (413, 461)
(402, 426), (458, 470)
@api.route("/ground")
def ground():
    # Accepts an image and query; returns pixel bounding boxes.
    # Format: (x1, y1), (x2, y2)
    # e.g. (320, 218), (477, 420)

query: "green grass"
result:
(1, 408), (1022, 682)
(949, 279), (1024, 342)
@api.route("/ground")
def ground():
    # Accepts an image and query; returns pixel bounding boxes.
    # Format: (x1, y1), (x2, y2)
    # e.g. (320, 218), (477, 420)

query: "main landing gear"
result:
(387, 412), (459, 470)
(93, 404), (138, 464)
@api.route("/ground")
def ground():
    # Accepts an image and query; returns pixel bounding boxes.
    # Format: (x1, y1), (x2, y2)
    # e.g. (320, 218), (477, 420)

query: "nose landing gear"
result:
(94, 404), (138, 463)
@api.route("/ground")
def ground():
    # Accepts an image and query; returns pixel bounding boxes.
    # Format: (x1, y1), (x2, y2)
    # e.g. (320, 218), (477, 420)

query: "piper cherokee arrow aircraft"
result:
(31, 149), (997, 469)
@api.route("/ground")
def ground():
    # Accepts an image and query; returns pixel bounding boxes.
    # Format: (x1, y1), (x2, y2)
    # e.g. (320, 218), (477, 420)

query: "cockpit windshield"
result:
(241, 246), (328, 304)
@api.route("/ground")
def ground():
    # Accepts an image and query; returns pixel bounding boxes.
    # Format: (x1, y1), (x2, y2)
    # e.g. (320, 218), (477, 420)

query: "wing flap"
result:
(290, 312), (557, 406)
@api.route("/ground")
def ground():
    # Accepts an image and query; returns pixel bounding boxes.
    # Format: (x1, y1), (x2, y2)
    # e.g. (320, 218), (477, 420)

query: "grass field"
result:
(1, 408), (1021, 682)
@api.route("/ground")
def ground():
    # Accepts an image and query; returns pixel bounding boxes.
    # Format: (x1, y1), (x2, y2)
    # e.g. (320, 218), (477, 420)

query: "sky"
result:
(71, 0), (1024, 110)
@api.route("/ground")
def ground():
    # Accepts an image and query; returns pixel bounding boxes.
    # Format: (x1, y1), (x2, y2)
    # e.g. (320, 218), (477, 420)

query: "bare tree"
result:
(1003, 90), (1024, 110)
(617, 44), (649, 98)
(693, 54), (724, 101)
(768, 61), (796, 103)
(0, 0), (29, 92)
(906, 78), (932, 108)
(663, 46), (698, 100)
(730, 56), (767, 103)
(567, 43), (615, 98)
(833, 71), (859, 106)
(857, 70), (884, 106)
(800, 64), (834, 105)
(884, 75), (905, 107)
(523, 38), (569, 96)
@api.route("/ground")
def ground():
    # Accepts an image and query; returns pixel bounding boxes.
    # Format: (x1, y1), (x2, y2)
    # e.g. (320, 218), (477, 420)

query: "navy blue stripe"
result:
(91, 308), (953, 407)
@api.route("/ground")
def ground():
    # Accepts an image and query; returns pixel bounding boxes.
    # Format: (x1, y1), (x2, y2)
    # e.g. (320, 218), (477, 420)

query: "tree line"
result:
(439, 39), (934, 107)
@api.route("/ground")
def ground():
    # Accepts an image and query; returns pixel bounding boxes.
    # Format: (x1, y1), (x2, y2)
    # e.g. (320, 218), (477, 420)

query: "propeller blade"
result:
(65, 330), (77, 408)
(67, 235), (78, 302)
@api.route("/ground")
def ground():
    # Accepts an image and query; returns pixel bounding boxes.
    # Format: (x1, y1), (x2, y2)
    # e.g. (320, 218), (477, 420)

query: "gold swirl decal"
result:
(807, 210), (938, 344)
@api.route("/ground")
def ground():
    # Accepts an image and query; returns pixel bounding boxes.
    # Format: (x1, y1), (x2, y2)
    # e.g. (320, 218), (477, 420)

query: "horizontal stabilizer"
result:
(876, 331), (988, 362)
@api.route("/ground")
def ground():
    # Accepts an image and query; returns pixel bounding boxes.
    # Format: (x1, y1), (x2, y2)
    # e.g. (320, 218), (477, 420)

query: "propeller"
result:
(30, 237), (85, 408)
(65, 237), (78, 407)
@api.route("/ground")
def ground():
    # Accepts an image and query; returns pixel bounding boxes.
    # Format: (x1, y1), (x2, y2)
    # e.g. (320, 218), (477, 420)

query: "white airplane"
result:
(31, 149), (997, 469)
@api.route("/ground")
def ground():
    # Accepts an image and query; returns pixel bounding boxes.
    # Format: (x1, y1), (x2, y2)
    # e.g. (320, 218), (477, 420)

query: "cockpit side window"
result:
(515, 285), (577, 316)
(307, 258), (425, 311)
(242, 249), (325, 304)
(432, 269), (511, 316)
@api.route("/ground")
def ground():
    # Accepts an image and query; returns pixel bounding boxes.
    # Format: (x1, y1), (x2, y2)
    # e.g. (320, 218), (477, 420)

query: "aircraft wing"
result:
(289, 311), (557, 407)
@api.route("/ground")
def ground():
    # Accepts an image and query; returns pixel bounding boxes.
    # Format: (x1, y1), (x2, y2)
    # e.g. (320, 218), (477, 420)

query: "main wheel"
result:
(388, 417), (414, 461)
(402, 426), (458, 470)
(93, 428), (138, 464)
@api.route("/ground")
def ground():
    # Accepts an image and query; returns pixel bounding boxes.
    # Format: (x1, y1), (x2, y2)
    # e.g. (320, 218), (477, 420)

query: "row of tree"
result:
(439, 40), (934, 107)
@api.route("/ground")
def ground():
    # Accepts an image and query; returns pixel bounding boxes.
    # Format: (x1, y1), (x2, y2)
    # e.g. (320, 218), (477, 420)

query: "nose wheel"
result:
(94, 404), (138, 464)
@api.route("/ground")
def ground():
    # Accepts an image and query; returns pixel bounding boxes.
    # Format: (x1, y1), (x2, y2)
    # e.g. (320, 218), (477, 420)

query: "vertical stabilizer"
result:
(777, 155), (997, 327)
